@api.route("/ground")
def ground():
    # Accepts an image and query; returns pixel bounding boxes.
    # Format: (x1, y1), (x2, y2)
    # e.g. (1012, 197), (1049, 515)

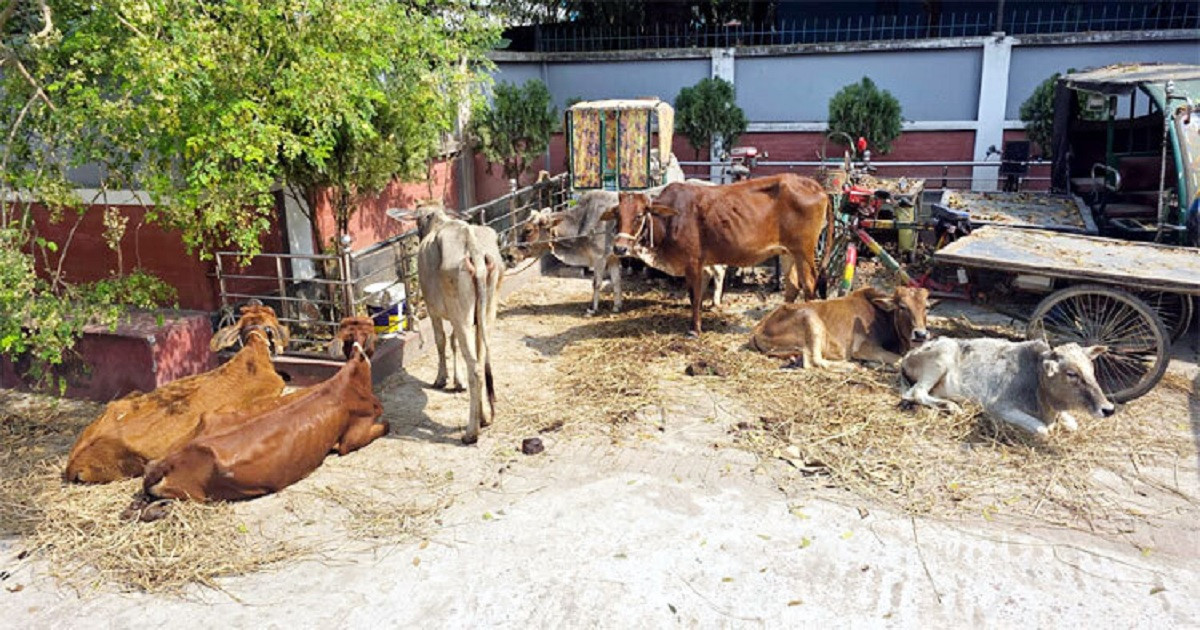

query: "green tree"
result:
(826, 77), (903, 154)
(1020, 70), (1073, 159)
(674, 77), (748, 161)
(471, 79), (558, 185)
(0, 1), (498, 375)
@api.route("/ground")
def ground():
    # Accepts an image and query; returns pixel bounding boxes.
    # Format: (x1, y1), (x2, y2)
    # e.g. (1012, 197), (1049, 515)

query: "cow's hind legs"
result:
(431, 317), (449, 389)
(452, 325), (486, 445)
(686, 267), (704, 337)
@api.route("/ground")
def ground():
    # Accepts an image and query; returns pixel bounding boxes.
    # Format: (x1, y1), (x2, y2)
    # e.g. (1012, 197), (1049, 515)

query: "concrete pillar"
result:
(972, 34), (1013, 191)
(281, 187), (316, 280)
(710, 48), (736, 183)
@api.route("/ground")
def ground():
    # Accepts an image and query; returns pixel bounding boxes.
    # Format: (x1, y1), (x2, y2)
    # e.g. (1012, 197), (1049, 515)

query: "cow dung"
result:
(521, 437), (545, 456)
(685, 359), (729, 377)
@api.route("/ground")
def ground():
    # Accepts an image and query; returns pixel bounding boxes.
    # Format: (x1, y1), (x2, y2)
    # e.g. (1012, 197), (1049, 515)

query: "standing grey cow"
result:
(511, 188), (726, 315)
(415, 205), (502, 444)
(900, 338), (1115, 435)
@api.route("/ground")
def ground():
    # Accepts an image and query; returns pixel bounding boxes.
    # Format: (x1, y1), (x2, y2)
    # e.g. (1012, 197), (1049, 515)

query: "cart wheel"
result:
(1137, 291), (1193, 342)
(816, 230), (848, 299)
(1026, 285), (1169, 403)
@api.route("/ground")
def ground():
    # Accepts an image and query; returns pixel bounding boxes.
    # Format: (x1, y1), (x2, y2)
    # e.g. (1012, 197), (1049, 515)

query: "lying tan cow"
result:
(64, 304), (288, 483)
(605, 174), (830, 335)
(138, 318), (387, 507)
(750, 287), (931, 370)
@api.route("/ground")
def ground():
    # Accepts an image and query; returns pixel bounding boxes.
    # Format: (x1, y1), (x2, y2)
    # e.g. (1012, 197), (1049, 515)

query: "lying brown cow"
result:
(137, 318), (386, 507)
(64, 304), (288, 483)
(604, 174), (829, 335)
(750, 286), (931, 370)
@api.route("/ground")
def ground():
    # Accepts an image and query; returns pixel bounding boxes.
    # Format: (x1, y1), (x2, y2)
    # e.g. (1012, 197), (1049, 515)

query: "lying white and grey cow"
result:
(512, 188), (726, 315)
(900, 337), (1115, 435)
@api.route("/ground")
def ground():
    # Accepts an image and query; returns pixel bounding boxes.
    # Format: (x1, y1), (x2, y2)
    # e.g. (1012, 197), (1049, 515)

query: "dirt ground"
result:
(3, 267), (1199, 628)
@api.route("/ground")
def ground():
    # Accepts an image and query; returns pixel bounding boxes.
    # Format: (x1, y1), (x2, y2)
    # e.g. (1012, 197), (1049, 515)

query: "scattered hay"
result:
(501, 283), (1197, 533)
(23, 469), (300, 593)
(0, 390), (446, 593)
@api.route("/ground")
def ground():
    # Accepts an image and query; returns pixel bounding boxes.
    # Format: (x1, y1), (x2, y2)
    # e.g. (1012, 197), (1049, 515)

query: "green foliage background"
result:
(826, 77), (903, 155)
(674, 77), (748, 160)
(471, 79), (558, 184)
(0, 0), (498, 377)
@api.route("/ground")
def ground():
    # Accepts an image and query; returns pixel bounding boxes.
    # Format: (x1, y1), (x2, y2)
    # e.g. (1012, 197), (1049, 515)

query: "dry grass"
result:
(502, 285), (1198, 533)
(0, 390), (444, 594)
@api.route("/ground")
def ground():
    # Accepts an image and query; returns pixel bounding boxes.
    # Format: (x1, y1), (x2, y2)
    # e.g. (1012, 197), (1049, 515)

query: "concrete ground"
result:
(3, 270), (1198, 629)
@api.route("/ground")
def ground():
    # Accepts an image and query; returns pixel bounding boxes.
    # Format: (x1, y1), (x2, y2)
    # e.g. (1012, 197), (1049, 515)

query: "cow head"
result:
(1039, 343), (1116, 418)
(510, 208), (563, 262)
(328, 316), (378, 362)
(869, 286), (931, 352)
(211, 302), (289, 356)
(64, 433), (146, 483)
(602, 192), (675, 256)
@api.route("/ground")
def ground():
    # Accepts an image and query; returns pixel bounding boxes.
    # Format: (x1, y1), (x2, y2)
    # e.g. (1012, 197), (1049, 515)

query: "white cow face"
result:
(1040, 343), (1116, 418)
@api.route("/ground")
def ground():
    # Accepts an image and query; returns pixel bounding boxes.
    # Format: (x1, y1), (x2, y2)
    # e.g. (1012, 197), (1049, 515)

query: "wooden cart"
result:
(936, 226), (1200, 402)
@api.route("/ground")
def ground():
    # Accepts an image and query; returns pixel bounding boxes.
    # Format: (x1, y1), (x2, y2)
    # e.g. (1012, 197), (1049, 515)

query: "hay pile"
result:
(0, 391), (442, 593)
(503, 286), (1197, 533)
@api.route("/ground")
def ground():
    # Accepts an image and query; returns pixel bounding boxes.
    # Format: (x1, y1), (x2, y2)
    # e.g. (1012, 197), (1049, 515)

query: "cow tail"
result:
(817, 193), (835, 288)
(468, 241), (497, 420)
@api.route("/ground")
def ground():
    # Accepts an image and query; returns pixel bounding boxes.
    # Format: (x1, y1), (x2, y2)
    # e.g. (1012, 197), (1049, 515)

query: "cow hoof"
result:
(898, 399), (917, 412)
(432, 377), (447, 389)
(461, 432), (479, 446)
(585, 309), (597, 317)
(120, 497), (151, 521)
(942, 402), (963, 414)
(611, 305), (621, 314)
(686, 330), (700, 339)
(1035, 425), (1050, 437)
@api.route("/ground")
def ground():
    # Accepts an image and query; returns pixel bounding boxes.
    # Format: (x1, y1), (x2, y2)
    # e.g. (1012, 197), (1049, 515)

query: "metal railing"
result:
(676, 159), (1053, 191)
(462, 173), (572, 248)
(510, 4), (1198, 52)
(215, 233), (421, 356)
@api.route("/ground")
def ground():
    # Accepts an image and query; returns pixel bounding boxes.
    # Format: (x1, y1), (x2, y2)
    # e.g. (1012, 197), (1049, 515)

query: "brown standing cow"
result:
(137, 318), (387, 507)
(64, 304), (288, 483)
(603, 174), (829, 335)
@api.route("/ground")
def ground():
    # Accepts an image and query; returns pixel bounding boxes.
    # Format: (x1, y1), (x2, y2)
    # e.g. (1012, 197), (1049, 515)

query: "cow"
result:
(415, 204), (502, 444)
(511, 189), (726, 315)
(603, 174), (830, 335)
(749, 286), (931, 370)
(136, 318), (387, 508)
(900, 338), (1116, 435)
(64, 303), (288, 483)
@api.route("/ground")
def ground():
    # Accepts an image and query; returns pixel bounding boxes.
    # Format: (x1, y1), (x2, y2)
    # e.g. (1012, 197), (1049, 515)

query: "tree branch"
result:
(34, 0), (53, 40)
(0, 54), (58, 111)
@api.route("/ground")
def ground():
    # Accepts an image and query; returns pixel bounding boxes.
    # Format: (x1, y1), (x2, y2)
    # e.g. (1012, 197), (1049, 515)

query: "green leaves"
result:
(674, 78), (747, 160)
(1020, 71), (1071, 159)
(470, 79), (557, 185)
(826, 77), (903, 155)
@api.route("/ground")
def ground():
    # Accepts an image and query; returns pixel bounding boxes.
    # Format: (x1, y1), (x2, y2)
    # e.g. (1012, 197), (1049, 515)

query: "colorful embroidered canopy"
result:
(567, 99), (674, 191)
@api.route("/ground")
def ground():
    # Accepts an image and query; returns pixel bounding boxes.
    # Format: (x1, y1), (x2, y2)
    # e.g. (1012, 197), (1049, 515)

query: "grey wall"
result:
(494, 59), (709, 112)
(736, 48), (983, 122)
(1006, 41), (1200, 118)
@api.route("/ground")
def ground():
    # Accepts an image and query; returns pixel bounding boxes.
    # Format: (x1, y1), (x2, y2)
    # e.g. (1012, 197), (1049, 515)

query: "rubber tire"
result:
(1026, 284), (1169, 403)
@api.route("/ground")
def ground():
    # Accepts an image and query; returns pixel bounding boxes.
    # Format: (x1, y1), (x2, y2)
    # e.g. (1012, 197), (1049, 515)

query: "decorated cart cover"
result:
(567, 99), (673, 191)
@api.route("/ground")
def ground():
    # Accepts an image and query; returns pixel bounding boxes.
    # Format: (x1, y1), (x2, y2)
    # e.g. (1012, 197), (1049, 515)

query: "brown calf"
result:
(64, 304), (288, 483)
(139, 318), (387, 505)
(604, 174), (829, 335)
(750, 287), (931, 370)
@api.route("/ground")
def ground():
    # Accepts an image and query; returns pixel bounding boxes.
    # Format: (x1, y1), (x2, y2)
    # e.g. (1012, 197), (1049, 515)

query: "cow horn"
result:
(210, 324), (242, 351)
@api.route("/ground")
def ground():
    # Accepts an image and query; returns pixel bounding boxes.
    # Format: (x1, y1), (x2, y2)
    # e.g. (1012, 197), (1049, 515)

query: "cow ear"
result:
(272, 324), (290, 355)
(328, 338), (346, 359)
(648, 204), (677, 217)
(210, 324), (241, 351)
(548, 214), (566, 228)
(1084, 345), (1107, 360)
(598, 205), (618, 221)
(868, 292), (897, 312)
